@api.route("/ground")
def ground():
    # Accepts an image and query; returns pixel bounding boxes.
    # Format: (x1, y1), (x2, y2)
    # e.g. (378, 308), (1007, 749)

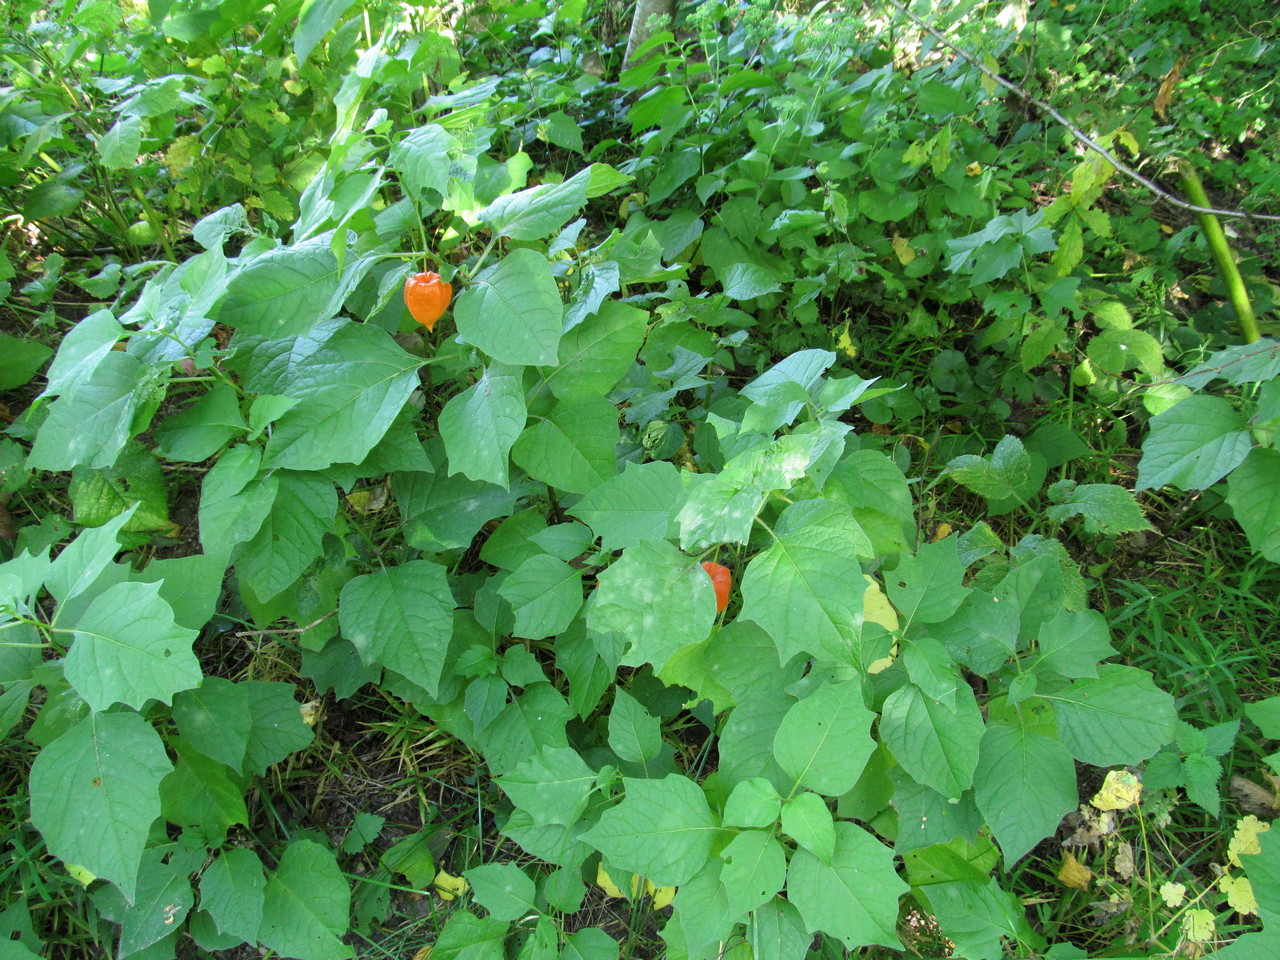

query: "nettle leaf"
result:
(1044, 664), (1176, 766)
(945, 435), (1034, 503)
(880, 682), (985, 798)
(495, 745), (598, 827)
(465, 862), (537, 922)
(1045, 481), (1155, 535)
(739, 499), (870, 664)
(440, 362), (527, 487)
(973, 723), (1077, 863)
(339, 561), (456, 697)
(720, 829), (787, 919)
(886, 536), (970, 630)
(512, 395), (618, 494)
(198, 847), (265, 945)
(1136, 395), (1252, 491)
(455, 248), (563, 366)
(608, 687), (662, 764)
(259, 840), (352, 960)
(588, 539), (716, 673)
(569, 461), (684, 552)
(542, 300), (648, 398)
(1226, 448), (1280, 562)
(498, 555), (583, 641)
(581, 775), (719, 886)
(786, 821), (907, 950)
(236, 471), (335, 603)
(63, 581), (201, 712)
(30, 712), (171, 902)
(773, 680), (876, 796)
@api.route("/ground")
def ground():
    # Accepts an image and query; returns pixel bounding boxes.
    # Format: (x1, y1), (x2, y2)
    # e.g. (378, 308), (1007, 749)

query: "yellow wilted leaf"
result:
(1160, 881), (1187, 908)
(299, 700), (321, 727)
(931, 523), (953, 542)
(1228, 815), (1271, 868)
(1091, 770), (1142, 811)
(596, 863), (626, 898)
(1221, 874), (1258, 916)
(433, 869), (468, 901)
(834, 322), (858, 360)
(646, 879), (676, 909)
(864, 576), (899, 674)
(1058, 852), (1092, 890)
(414, 948), (432, 960)
(1112, 841), (1135, 880)
(1153, 57), (1187, 120)
(891, 234), (916, 266)
(65, 863), (97, 887)
(1182, 908), (1215, 943)
(965, 162), (982, 177)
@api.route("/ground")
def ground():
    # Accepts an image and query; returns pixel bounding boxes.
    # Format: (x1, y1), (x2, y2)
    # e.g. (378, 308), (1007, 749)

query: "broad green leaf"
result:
(773, 680), (875, 796)
(717, 690), (792, 794)
(478, 166), (592, 241)
(465, 863), (537, 922)
(1028, 607), (1116, 680)
(885, 536), (970, 629)
(889, 766), (986, 854)
(542, 301), (648, 399)
(922, 879), (1024, 960)
(581, 775), (718, 886)
(880, 682), (985, 798)
(160, 744), (247, 847)
(902, 637), (961, 709)
(199, 847), (265, 944)
(1087, 328), (1164, 377)
(338, 561), (456, 697)
(749, 897), (810, 960)
(720, 830), (786, 919)
(608, 687), (662, 765)
(63, 581), (201, 712)
(1045, 664), (1176, 766)
(0, 334), (53, 390)
(171, 677), (252, 770)
(26, 351), (148, 471)
(98, 116), (142, 169)
(433, 912), (508, 960)
(455, 248), (563, 366)
(390, 125), (455, 199)
(440, 362), (526, 487)
(512, 395), (618, 494)
(115, 847), (194, 956)
(973, 723), (1077, 863)
(241, 680), (315, 774)
(563, 927), (622, 960)
(739, 349), (834, 434)
(676, 474), (763, 550)
(499, 555), (583, 641)
(30, 712), (171, 902)
(781, 791), (836, 863)
(44, 509), (133, 605)
(569, 461), (683, 552)
(1136, 395), (1251, 491)
(665, 862), (734, 960)
(720, 261), (782, 301)
(293, 0), (357, 64)
(236, 471), (335, 603)
(556, 620), (621, 720)
(42, 310), (124, 395)
(1045, 481), (1155, 535)
(723, 777), (783, 829)
(198, 445), (278, 559)
(495, 745), (598, 827)
(397, 453), (533, 552)
(945, 435), (1033, 503)
(154, 385), (246, 462)
(479, 683), (573, 775)
(1227, 448), (1280, 562)
(260, 840), (353, 960)
(786, 821), (907, 950)
(588, 539), (716, 673)
(739, 499), (869, 664)
(215, 235), (342, 337)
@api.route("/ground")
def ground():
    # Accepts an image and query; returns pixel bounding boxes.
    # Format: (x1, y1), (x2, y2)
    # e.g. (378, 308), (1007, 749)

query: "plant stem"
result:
(1179, 162), (1260, 344)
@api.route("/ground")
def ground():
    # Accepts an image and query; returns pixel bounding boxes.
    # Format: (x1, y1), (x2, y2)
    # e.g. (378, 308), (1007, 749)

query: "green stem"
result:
(1179, 163), (1260, 343)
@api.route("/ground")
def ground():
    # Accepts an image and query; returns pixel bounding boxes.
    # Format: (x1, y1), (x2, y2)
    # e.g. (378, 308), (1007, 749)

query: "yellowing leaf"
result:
(891, 234), (916, 266)
(65, 862), (97, 887)
(1221, 874), (1258, 916)
(1058, 852), (1092, 890)
(596, 864), (676, 907)
(1182, 907), (1215, 943)
(1160, 881), (1187, 908)
(931, 523), (953, 542)
(433, 869), (468, 900)
(1091, 769), (1142, 811)
(596, 863), (626, 898)
(299, 701), (321, 727)
(863, 576), (899, 633)
(965, 162), (982, 177)
(414, 948), (432, 960)
(647, 879), (676, 909)
(835, 322), (858, 360)
(1228, 815), (1271, 868)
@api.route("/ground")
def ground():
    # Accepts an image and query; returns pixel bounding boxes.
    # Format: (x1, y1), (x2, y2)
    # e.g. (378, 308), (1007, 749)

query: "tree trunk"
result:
(622, 0), (676, 71)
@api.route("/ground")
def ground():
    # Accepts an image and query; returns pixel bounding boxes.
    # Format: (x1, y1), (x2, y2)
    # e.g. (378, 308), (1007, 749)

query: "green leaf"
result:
(542, 301), (648, 398)
(98, 116), (142, 170)
(773, 680), (875, 796)
(786, 821), (907, 950)
(478, 166), (593, 241)
(465, 862), (537, 922)
(723, 777), (783, 829)
(160, 742), (248, 847)
(880, 682), (985, 798)
(116, 847), (195, 956)
(739, 350), (833, 434)
(236, 471), (335, 603)
(63, 581), (201, 712)
(568, 461), (683, 552)
(44, 509), (132, 605)
(922, 879), (1024, 960)
(1028, 607), (1116, 680)
(440, 362), (527, 487)
(945, 435), (1034, 503)
(886, 536), (970, 629)
(171, 677), (252, 770)
(338, 561), (456, 697)
(562, 928), (620, 960)
(433, 912), (508, 960)
(1045, 482), (1155, 535)
(739, 499), (869, 664)
(588, 539), (716, 673)
(1136, 395), (1251, 491)
(495, 745), (598, 827)
(608, 687), (662, 764)
(499, 555), (583, 641)
(30, 712), (172, 902)
(198, 847), (265, 944)
(581, 775), (719, 886)
(1227, 448), (1280, 562)
(1087, 329), (1164, 377)
(455, 248), (563, 366)
(748, 897), (811, 960)
(973, 723), (1077, 863)
(720, 262), (782, 301)
(676, 474), (763, 550)
(154, 384), (246, 462)
(293, 0), (357, 64)
(781, 791), (836, 863)
(721, 829), (786, 919)
(512, 395), (618, 494)
(215, 235), (343, 337)
(26, 351), (148, 471)
(259, 840), (353, 960)
(241, 680), (315, 774)
(197, 445), (277, 559)
(479, 684), (572, 775)
(1046, 664), (1177, 766)
(390, 125), (455, 200)
(0, 335), (53, 390)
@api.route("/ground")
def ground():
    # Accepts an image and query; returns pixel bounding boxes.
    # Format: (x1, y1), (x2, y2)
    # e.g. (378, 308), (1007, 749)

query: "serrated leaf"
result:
(455, 248), (563, 366)
(1136, 395), (1251, 491)
(30, 712), (172, 902)
(973, 723), (1077, 863)
(1045, 483), (1154, 535)
(259, 840), (352, 960)
(773, 680), (875, 796)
